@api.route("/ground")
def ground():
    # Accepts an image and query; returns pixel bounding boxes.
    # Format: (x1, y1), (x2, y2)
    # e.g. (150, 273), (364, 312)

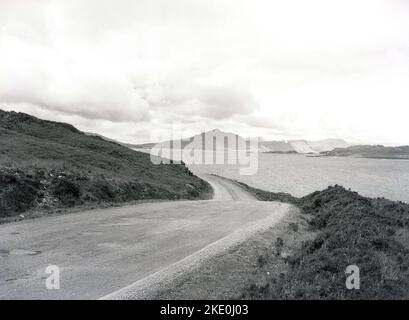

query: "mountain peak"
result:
(203, 128), (228, 135)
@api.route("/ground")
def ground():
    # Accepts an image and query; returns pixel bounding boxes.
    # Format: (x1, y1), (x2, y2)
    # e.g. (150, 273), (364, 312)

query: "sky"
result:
(0, 0), (409, 145)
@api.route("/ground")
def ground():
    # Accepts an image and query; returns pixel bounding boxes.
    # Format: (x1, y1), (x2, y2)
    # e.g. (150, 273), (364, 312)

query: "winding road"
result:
(0, 174), (291, 299)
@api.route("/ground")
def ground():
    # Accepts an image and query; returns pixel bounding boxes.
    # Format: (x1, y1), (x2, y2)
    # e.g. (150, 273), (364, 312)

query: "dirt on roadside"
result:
(149, 207), (315, 299)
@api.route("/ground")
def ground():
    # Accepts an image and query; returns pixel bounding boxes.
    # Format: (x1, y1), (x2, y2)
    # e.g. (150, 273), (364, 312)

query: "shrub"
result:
(0, 169), (42, 216)
(52, 178), (81, 206)
(240, 184), (409, 299)
(275, 237), (284, 256)
(289, 222), (299, 232)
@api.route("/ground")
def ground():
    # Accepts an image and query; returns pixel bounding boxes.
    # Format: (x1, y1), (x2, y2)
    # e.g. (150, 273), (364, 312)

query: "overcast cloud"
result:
(1, 0), (409, 145)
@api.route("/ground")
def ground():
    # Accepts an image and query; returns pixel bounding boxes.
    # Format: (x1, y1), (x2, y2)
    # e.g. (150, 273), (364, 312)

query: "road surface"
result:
(0, 174), (291, 299)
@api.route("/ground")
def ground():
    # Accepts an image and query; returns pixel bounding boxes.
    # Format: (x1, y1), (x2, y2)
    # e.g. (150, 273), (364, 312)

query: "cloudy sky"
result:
(1, 0), (409, 145)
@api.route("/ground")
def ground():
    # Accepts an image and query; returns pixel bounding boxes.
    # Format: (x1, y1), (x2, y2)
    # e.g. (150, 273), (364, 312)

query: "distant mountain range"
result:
(129, 129), (351, 154)
(131, 129), (253, 151)
(86, 129), (409, 159)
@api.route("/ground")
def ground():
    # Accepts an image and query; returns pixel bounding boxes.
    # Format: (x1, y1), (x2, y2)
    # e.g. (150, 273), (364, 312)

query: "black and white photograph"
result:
(1, 0), (409, 310)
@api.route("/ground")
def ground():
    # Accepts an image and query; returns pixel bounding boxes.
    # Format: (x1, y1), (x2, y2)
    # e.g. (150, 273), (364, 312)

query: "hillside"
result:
(259, 140), (295, 153)
(288, 140), (317, 154)
(307, 138), (350, 152)
(0, 110), (212, 219)
(322, 145), (409, 159)
(261, 138), (350, 154)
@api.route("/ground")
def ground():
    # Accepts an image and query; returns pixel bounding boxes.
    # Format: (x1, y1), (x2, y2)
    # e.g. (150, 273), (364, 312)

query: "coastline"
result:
(308, 154), (409, 161)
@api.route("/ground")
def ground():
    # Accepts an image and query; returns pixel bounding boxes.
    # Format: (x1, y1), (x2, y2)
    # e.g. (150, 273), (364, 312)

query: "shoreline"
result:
(309, 154), (409, 161)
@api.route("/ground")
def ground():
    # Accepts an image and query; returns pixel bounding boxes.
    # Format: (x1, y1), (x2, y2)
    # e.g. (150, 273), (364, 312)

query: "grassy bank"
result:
(0, 110), (212, 220)
(238, 182), (409, 299)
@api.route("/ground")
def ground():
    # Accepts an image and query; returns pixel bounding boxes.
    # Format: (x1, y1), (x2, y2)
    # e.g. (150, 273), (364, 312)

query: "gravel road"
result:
(0, 174), (291, 299)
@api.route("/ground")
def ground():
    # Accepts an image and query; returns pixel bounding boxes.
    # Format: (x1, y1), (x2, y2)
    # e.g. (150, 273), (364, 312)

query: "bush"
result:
(52, 178), (81, 206)
(289, 222), (299, 232)
(241, 184), (409, 299)
(275, 237), (284, 256)
(0, 169), (42, 216)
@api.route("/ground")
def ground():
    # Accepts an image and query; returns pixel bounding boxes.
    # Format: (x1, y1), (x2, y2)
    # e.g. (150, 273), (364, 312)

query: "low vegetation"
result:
(239, 182), (409, 299)
(0, 110), (212, 219)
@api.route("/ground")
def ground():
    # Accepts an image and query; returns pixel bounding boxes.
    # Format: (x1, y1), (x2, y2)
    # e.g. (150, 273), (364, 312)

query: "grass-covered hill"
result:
(239, 182), (409, 299)
(0, 109), (212, 219)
